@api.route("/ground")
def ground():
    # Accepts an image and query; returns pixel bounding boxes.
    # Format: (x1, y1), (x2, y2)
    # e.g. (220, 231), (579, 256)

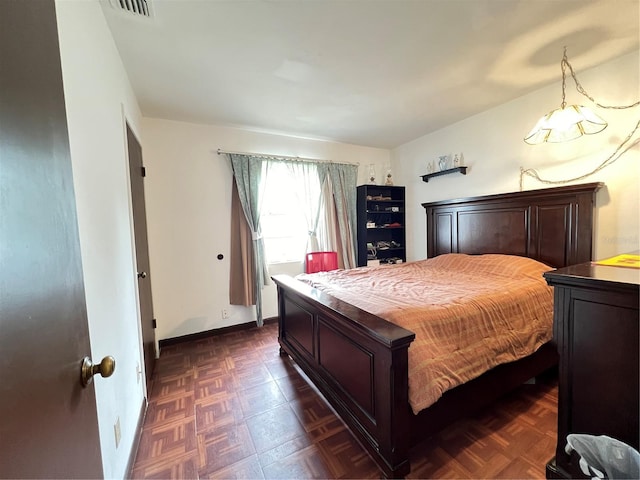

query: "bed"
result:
(272, 182), (602, 478)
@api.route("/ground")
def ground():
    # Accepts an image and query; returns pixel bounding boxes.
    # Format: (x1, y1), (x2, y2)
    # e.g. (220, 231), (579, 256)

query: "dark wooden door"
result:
(0, 0), (103, 477)
(127, 125), (156, 385)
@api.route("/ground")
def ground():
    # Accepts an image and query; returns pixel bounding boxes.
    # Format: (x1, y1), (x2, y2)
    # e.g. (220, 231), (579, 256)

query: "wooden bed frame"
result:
(272, 183), (602, 478)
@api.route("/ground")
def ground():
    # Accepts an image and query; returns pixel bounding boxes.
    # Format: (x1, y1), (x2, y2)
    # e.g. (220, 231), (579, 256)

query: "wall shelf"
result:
(421, 166), (467, 183)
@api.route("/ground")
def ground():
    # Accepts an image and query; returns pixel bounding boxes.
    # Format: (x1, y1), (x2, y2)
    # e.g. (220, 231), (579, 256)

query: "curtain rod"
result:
(216, 148), (359, 166)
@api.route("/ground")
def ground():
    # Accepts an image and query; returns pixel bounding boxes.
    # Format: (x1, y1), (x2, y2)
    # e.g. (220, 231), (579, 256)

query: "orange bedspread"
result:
(296, 254), (554, 413)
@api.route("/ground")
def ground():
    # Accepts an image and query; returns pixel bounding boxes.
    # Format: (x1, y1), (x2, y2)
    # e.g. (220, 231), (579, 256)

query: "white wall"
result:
(141, 118), (390, 340)
(393, 51), (640, 261)
(56, 1), (145, 478)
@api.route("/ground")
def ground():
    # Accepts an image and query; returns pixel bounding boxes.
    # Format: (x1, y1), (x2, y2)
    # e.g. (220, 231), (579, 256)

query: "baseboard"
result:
(126, 396), (147, 479)
(158, 316), (278, 348)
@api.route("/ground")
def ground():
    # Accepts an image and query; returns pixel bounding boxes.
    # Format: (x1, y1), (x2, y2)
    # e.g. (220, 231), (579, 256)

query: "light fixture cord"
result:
(521, 47), (640, 190)
(563, 46), (640, 110)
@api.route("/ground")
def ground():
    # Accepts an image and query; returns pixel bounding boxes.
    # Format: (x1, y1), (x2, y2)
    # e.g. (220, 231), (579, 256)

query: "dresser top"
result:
(544, 261), (640, 291)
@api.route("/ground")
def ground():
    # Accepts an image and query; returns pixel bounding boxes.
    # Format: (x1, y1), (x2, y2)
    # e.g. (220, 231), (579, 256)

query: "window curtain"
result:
(228, 154), (270, 326)
(317, 163), (358, 269)
(316, 176), (342, 265)
(281, 160), (323, 253)
(229, 178), (255, 306)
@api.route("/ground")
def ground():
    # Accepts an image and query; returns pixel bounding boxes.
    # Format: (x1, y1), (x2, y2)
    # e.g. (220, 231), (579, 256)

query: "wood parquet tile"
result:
(132, 322), (558, 479)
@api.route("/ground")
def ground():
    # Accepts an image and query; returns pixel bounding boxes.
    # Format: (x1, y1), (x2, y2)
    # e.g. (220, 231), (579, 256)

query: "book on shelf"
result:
(592, 253), (640, 269)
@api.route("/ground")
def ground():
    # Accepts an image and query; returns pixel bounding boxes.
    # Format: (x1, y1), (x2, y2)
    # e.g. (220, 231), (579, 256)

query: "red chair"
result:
(305, 251), (338, 273)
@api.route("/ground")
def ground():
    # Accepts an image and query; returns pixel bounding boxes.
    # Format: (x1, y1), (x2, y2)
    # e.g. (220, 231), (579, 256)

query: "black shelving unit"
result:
(420, 166), (467, 182)
(356, 185), (406, 267)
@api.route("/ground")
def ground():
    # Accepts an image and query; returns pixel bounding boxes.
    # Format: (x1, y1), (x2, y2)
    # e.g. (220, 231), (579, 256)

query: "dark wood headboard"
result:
(422, 183), (603, 268)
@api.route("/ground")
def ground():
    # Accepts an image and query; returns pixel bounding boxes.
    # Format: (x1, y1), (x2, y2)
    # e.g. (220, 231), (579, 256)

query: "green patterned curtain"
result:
(318, 163), (358, 268)
(228, 154), (270, 326)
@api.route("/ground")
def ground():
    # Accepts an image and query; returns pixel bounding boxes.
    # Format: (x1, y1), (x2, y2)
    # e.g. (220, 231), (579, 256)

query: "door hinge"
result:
(141, 166), (146, 177)
(152, 318), (157, 329)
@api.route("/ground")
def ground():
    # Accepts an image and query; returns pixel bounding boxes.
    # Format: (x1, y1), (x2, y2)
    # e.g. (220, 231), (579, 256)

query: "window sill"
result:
(268, 261), (304, 277)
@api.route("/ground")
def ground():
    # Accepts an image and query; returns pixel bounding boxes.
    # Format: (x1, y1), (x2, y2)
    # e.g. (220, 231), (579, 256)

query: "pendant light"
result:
(524, 48), (607, 144)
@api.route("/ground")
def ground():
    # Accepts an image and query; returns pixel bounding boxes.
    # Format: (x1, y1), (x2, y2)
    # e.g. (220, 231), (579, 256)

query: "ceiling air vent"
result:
(110, 0), (152, 18)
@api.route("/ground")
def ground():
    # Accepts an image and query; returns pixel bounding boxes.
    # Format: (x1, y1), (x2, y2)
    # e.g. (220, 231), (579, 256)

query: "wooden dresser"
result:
(544, 261), (639, 479)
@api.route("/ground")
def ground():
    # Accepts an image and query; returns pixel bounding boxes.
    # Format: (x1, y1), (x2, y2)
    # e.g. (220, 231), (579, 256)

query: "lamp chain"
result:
(563, 47), (640, 110)
(561, 50), (567, 109)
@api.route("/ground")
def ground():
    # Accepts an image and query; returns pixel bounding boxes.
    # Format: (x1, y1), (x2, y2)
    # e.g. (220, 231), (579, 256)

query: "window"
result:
(260, 162), (321, 264)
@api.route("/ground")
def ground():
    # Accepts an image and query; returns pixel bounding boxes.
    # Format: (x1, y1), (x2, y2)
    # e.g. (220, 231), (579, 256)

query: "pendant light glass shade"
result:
(524, 104), (608, 144)
(524, 48), (612, 145)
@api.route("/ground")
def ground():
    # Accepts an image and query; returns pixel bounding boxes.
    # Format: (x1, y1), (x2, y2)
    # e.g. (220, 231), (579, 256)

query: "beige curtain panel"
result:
(229, 178), (255, 306)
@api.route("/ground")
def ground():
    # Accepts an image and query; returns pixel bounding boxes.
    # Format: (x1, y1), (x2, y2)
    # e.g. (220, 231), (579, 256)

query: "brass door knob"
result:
(137, 271), (147, 279)
(81, 356), (116, 387)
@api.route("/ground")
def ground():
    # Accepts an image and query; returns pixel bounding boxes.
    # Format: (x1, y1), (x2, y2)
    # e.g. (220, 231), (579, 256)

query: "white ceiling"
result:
(101, 0), (639, 149)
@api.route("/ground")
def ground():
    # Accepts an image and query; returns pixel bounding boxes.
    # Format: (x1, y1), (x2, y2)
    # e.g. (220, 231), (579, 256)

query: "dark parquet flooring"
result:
(132, 323), (558, 479)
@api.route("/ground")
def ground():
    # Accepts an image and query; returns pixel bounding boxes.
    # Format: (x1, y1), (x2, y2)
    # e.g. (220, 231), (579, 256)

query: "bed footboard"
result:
(272, 274), (416, 479)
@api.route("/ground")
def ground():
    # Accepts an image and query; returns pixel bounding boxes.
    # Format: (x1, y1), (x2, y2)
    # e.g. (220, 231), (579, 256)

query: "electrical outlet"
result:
(221, 308), (229, 319)
(114, 417), (121, 449)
